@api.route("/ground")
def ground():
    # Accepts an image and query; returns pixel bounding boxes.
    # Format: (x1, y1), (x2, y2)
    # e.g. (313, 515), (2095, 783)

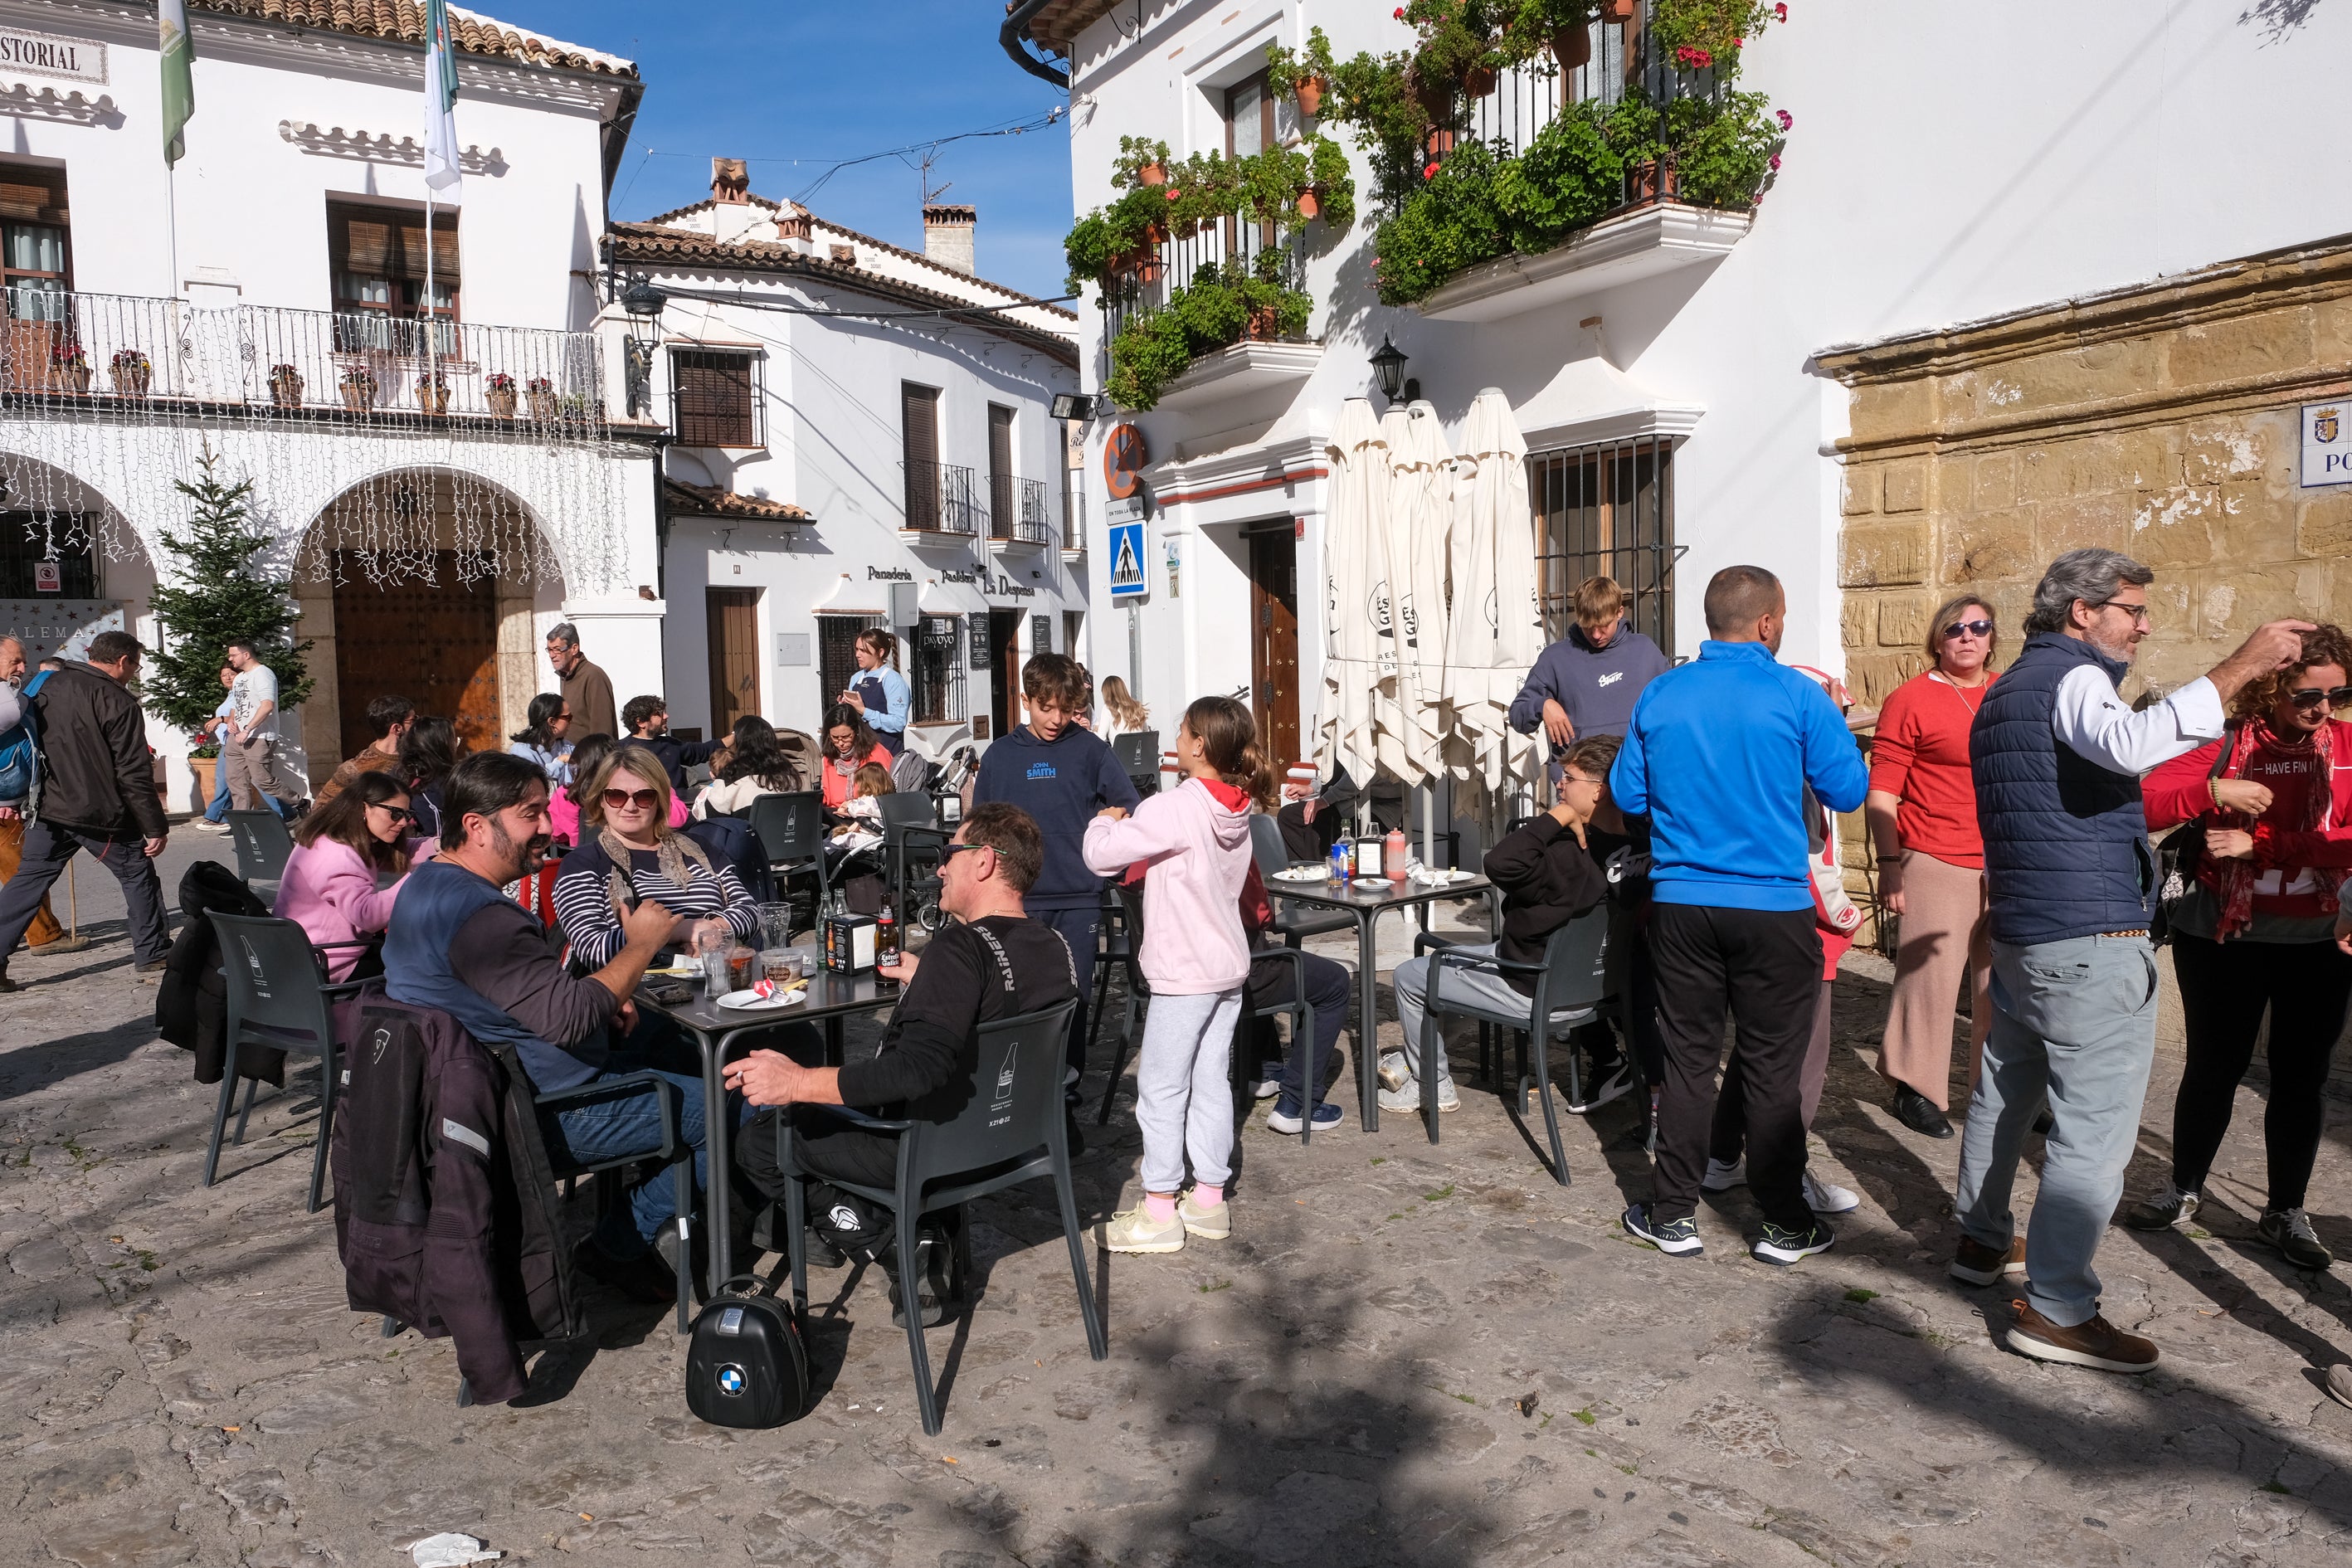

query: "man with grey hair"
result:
(543, 621), (616, 742)
(1956, 547), (2307, 1373)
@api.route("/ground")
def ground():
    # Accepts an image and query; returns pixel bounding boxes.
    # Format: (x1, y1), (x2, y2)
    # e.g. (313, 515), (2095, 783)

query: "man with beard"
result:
(1955, 548), (2307, 1373)
(382, 751), (690, 1298)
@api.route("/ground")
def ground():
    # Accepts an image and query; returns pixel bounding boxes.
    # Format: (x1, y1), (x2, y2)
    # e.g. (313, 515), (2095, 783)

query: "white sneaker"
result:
(189, 818), (230, 834)
(1378, 1079), (1458, 1114)
(1701, 1157), (1746, 1191)
(1566, 1061), (1634, 1115)
(1103, 1205), (1185, 1254)
(1803, 1171), (1861, 1215)
(1247, 1064), (1283, 1100)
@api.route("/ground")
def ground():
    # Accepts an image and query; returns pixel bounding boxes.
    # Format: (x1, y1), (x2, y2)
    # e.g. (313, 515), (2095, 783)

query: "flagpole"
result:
(424, 184), (436, 392)
(164, 165), (178, 299)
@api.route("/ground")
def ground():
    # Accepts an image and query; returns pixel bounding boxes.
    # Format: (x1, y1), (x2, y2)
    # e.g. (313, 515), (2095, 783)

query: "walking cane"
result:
(67, 860), (76, 940)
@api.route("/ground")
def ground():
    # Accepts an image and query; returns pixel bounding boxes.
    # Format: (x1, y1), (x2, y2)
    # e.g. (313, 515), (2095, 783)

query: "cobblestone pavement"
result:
(5, 855), (2352, 1566)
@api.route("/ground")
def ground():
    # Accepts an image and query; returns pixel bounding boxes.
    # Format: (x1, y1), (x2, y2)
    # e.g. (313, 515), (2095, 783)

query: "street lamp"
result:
(619, 272), (669, 324)
(1049, 392), (1098, 421)
(617, 272), (667, 420)
(1369, 334), (1410, 403)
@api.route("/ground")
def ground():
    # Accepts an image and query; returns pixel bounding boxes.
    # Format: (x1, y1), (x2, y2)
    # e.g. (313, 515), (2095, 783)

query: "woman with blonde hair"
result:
(552, 745), (760, 967)
(1099, 675), (1150, 740)
(1863, 593), (2000, 1139)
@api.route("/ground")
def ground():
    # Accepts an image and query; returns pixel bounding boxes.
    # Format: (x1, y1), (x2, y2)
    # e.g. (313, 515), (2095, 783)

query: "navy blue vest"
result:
(385, 859), (606, 1091)
(1970, 633), (2155, 944)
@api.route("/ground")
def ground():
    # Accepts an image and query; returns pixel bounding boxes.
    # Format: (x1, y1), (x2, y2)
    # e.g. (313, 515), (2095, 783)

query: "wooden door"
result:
(1249, 527), (1301, 765)
(706, 587), (762, 738)
(989, 610), (1023, 738)
(333, 550), (498, 762)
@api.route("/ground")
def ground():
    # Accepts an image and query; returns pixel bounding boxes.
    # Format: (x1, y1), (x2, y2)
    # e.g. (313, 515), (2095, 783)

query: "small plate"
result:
(1354, 877), (1394, 893)
(1272, 867), (1329, 883)
(716, 988), (806, 1011)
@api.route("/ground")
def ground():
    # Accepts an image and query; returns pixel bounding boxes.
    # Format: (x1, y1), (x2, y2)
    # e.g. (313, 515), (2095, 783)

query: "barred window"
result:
(1527, 438), (1681, 656)
(672, 349), (760, 447)
(913, 615), (967, 723)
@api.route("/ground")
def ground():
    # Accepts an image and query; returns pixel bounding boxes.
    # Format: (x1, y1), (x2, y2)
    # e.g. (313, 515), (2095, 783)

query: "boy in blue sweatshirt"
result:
(1609, 566), (1867, 1269)
(972, 652), (1141, 1092)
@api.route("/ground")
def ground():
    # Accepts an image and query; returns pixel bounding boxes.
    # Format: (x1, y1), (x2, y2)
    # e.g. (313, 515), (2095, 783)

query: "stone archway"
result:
(293, 468), (567, 781)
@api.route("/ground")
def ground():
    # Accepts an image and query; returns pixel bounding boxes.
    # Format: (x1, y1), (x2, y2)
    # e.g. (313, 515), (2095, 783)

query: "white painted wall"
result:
(1059, 0), (2352, 711)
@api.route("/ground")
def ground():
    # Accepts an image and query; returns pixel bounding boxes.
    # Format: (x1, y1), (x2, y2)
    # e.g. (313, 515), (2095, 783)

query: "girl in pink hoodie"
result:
(1084, 696), (1273, 1254)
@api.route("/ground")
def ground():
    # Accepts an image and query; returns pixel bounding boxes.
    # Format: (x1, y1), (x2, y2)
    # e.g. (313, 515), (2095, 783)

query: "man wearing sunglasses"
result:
(1957, 547), (2310, 1376)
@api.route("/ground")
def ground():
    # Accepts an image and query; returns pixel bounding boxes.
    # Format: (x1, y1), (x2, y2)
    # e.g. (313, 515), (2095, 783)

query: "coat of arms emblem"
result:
(2317, 407), (2341, 444)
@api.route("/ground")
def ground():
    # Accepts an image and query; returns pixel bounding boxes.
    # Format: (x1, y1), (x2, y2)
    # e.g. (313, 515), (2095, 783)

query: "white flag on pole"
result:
(422, 0), (462, 194)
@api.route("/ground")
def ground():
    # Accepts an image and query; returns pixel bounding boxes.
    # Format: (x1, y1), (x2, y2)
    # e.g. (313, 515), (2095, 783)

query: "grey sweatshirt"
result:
(1507, 623), (1672, 748)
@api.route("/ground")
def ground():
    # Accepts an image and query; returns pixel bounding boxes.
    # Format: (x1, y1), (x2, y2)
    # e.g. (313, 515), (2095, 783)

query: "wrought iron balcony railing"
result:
(902, 460), (982, 536)
(991, 473), (1051, 546)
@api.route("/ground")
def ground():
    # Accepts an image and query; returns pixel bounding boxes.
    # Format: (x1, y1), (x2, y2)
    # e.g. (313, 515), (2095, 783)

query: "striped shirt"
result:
(552, 847), (759, 967)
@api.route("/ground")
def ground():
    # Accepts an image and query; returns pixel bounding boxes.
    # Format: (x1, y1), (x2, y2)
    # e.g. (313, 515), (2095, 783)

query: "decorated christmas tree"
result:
(142, 448), (313, 732)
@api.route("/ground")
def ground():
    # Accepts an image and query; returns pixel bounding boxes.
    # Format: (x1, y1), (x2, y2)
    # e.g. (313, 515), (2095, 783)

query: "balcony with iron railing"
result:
(1392, 0), (1775, 323)
(0, 286), (611, 431)
(1060, 482), (1085, 562)
(1097, 217), (1322, 414)
(989, 473), (1051, 549)
(900, 460), (982, 541)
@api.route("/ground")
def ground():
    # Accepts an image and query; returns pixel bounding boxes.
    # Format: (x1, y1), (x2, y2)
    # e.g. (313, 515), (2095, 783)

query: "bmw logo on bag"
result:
(716, 1363), (747, 1397)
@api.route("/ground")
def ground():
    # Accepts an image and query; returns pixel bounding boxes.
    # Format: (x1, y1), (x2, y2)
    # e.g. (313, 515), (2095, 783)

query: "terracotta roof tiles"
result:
(194, 1), (637, 77)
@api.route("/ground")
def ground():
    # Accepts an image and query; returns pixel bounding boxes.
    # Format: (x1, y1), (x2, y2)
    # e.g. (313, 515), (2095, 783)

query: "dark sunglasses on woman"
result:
(1941, 619), (1994, 640)
(369, 802), (416, 825)
(602, 787), (662, 811)
(2287, 685), (2352, 710)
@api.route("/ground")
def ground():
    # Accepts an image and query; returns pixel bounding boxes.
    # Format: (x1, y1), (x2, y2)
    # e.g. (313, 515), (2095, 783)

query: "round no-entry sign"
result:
(1103, 423), (1148, 499)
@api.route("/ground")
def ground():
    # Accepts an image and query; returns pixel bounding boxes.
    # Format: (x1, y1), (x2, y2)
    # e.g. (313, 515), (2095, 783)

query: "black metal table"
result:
(635, 952), (900, 1298)
(1260, 873), (1500, 1137)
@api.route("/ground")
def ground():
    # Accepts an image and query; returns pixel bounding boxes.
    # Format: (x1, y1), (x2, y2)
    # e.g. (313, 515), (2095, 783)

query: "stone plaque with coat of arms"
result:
(2302, 401), (2352, 488)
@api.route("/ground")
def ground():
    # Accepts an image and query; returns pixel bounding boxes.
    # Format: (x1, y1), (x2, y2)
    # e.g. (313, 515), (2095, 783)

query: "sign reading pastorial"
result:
(0, 27), (107, 85)
(2302, 401), (2351, 488)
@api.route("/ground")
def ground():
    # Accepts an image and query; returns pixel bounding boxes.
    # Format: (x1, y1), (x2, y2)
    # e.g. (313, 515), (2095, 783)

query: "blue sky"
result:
(485, 1), (1075, 299)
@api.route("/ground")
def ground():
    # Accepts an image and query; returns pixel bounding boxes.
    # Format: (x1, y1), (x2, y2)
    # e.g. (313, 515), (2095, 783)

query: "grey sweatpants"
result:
(1137, 986), (1244, 1194)
(1955, 934), (2160, 1327)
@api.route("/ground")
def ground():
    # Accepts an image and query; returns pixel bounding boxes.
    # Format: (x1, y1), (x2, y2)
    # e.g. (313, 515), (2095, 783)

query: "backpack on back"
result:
(0, 670), (51, 806)
(684, 1274), (807, 1429)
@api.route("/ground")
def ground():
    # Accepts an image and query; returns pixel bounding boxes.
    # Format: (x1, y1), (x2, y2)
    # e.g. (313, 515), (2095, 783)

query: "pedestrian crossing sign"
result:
(1108, 519), (1147, 599)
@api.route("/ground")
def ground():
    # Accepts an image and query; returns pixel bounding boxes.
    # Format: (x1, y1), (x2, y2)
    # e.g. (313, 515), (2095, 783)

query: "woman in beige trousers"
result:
(1864, 597), (1999, 1140)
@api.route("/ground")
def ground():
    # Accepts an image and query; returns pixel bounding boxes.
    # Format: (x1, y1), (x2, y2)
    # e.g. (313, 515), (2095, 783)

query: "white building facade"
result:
(608, 173), (1085, 750)
(1010, 0), (2352, 780)
(0, 0), (660, 803)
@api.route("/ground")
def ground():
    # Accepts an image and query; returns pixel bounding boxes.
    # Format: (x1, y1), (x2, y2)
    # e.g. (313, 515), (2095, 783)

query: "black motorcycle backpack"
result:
(685, 1276), (808, 1429)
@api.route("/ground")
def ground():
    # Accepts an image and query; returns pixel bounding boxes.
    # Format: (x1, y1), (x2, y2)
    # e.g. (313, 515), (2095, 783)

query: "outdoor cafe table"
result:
(1262, 872), (1501, 1139)
(635, 953), (899, 1298)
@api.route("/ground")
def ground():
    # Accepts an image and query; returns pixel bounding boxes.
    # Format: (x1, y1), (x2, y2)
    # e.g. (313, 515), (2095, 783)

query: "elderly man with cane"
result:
(1953, 547), (2308, 1372)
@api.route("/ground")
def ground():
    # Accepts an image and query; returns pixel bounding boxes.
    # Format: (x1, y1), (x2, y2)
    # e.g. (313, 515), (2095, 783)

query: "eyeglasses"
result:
(2287, 686), (2352, 710)
(369, 802), (416, 825)
(940, 840), (993, 863)
(1559, 773), (1602, 791)
(2091, 599), (2153, 626)
(601, 787), (661, 811)
(1941, 619), (1994, 640)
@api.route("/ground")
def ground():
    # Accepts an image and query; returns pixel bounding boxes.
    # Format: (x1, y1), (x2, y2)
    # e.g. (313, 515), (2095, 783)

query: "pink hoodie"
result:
(1083, 777), (1253, 994)
(273, 835), (431, 981)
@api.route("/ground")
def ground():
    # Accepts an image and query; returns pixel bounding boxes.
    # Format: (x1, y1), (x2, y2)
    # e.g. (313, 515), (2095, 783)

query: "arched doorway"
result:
(295, 470), (565, 777)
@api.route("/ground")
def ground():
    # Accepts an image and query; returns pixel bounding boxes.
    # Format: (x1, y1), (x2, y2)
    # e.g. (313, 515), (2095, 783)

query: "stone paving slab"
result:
(4, 880), (2352, 1566)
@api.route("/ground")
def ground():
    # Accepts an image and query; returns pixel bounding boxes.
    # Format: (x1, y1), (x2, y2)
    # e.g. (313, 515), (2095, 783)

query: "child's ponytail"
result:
(1183, 695), (1278, 812)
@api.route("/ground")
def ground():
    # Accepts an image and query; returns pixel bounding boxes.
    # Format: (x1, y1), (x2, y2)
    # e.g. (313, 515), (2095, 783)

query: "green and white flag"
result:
(422, 0), (462, 193)
(158, 0), (193, 167)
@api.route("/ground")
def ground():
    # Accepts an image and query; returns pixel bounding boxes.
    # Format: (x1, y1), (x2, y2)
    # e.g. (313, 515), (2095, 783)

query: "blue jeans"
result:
(206, 758), (290, 823)
(540, 1056), (712, 1259)
(1244, 948), (1351, 1108)
(1955, 934), (2160, 1327)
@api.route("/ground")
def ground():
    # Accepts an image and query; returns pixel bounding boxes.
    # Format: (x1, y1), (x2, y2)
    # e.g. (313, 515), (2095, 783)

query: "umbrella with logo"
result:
(1446, 387), (1546, 794)
(1394, 401), (1457, 778)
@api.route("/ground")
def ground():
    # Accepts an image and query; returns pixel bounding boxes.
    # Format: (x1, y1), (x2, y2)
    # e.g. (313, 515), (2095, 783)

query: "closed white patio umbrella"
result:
(1447, 387), (1545, 794)
(1395, 401), (1456, 776)
(1312, 397), (1390, 791)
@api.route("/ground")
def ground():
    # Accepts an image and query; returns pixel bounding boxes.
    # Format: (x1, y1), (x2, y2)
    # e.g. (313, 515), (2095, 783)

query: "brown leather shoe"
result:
(2005, 1301), (2158, 1374)
(1948, 1234), (2026, 1286)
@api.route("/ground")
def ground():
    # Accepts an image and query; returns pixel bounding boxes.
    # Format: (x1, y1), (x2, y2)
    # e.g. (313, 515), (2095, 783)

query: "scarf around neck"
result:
(597, 824), (713, 913)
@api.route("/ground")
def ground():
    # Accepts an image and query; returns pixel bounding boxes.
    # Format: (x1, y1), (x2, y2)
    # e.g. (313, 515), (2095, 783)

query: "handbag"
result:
(2154, 722), (2238, 947)
(684, 1274), (808, 1429)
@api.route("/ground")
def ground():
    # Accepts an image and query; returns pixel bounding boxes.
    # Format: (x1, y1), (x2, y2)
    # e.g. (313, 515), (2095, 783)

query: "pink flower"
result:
(1775, 109), (1792, 129)
(1774, 2), (1788, 19)
(1394, 5), (1405, 15)
(1768, 153), (1781, 170)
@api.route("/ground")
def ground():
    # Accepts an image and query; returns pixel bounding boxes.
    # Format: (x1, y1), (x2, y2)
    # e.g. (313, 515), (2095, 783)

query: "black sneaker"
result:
(2121, 1182), (2200, 1231)
(1622, 1203), (1703, 1257)
(2258, 1207), (2334, 1270)
(1891, 1083), (1955, 1139)
(1751, 1218), (1836, 1266)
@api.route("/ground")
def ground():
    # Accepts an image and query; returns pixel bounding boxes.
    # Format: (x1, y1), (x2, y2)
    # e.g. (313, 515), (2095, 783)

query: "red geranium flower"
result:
(1768, 153), (1782, 170)
(1775, 109), (1793, 129)
(1775, 2), (1789, 19)
(1423, 161), (1440, 178)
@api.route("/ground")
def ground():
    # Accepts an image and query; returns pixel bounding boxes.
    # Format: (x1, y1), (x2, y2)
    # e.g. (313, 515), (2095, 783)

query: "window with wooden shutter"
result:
(0, 163), (70, 324)
(671, 349), (759, 447)
(902, 382), (942, 529)
(328, 200), (457, 353)
(987, 403), (1015, 538)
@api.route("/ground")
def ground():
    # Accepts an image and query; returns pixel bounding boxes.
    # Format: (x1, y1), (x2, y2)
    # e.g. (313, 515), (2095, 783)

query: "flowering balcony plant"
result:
(485, 369), (519, 417)
(110, 348), (153, 397)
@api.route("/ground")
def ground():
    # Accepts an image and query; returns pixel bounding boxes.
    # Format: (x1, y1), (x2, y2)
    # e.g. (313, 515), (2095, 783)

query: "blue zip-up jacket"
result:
(972, 724), (1143, 911)
(1609, 640), (1869, 912)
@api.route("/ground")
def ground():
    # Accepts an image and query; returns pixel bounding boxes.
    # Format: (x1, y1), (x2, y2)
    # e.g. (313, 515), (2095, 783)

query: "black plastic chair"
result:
(529, 1069), (697, 1337)
(742, 791), (830, 930)
(1246, 814), (1354, 945)
(226, 810), (295, 901)
(205, 913), (370, 1212)
(1093, 887), (1322, 1138)
(1413, 907), (1612, 1186)
(877, 793), (950, 928)
(778, 999), (1104, 1434)
(1111, 730), (1159, 798)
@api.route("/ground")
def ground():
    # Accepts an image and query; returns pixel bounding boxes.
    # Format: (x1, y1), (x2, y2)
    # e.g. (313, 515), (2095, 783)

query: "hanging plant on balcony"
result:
(266, 363), (304, 407)
(485, 369), (519, 417)
(1307, 135), (1358, 232)
(110, 348), (152, 397)
(1651, 0), (1771, 75)
(1112, 134), (1173, 191)
(416, 371), (450, 416)
(50, 341), (90, 393)
(1105, 252), (1311, 412)
(1497, 0), (1598, 71)
(1265, 27), (1339, 118)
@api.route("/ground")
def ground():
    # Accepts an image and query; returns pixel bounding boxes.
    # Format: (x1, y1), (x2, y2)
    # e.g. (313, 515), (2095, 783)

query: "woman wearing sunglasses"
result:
(551, 746), (761, 967)
(274, 770), (432, 982)
(1863, 595), (2000, 1138)
(2123, 623), (2352, 1270)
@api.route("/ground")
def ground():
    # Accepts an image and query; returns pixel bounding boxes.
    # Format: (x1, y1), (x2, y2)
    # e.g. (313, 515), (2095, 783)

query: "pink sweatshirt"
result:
(1083, 777), (1253, 994)
(273, 835), (429, 981)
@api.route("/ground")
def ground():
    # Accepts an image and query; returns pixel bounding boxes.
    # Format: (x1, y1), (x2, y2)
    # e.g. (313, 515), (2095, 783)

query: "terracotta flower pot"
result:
(59, 363), (90, 394)
(1297, 188), (1322, 221)
(1136, 257), (1165, 286)
(112, 363), (151, 397)
(1551, 25), (1592, 71)
(417, 385), (449, 416)
(1604, 0), (1635, 20)
(1138, 162), (1166, 187)
(1426, 128), (1458, 158)
(1295, 75), (1325, 117)
(1630, 158), (1681, 203)
(1407, 60), (1457, 119)
(487, 386), (518, 417)
(1463, 64), (1497, 96)
(527, 389), (559, 422)
(1142, 220), (1167, 248)
(268, 371), (303, 408)
(340, 380), (374, 411)
(1244, 304), (1282, 341)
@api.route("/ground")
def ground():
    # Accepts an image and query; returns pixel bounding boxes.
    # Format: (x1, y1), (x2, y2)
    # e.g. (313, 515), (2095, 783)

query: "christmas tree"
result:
(143, 448), (313, 732)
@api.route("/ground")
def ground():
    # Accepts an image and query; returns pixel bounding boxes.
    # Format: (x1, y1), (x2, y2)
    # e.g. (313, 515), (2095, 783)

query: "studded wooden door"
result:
(332, 551), (499, 762)
(706, 587), (762, 738)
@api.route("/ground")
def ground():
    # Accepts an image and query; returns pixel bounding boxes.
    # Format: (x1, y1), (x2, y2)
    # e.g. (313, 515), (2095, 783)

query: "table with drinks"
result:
(635, 895), (908, 1298)
(1265, 825), (1499, 1138)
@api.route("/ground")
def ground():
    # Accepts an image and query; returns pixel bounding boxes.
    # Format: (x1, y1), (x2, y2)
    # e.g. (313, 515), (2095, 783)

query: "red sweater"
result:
(2143, 718), (2352, 918)
(1867, 670), (1996, 868)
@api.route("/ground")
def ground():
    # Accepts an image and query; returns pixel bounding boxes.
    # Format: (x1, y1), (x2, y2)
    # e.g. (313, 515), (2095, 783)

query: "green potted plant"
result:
(1113, 134), (1173, 190)
(1653, 0), (1770, 74)
(1266, 27), (1340, 117)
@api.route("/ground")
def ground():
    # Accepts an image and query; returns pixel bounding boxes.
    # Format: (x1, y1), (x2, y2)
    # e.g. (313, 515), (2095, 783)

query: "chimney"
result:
(923, 204), (976, 275)
(710, 157), (749, 205)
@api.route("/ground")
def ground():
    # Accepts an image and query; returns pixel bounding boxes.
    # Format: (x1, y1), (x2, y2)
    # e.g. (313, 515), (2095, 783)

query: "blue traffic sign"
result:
(1108, 519), (1147, 599)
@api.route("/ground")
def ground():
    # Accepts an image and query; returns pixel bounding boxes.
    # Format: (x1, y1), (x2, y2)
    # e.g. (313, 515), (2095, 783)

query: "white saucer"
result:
(716, 988), (806, 1011)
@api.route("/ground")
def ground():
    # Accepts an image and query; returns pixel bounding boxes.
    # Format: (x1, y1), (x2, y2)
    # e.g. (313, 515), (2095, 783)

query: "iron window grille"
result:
(1527, 436), (1682, 656)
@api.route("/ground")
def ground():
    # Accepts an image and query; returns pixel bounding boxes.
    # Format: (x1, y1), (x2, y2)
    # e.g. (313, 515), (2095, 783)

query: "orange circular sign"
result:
(1103, 422), (1148, 499)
